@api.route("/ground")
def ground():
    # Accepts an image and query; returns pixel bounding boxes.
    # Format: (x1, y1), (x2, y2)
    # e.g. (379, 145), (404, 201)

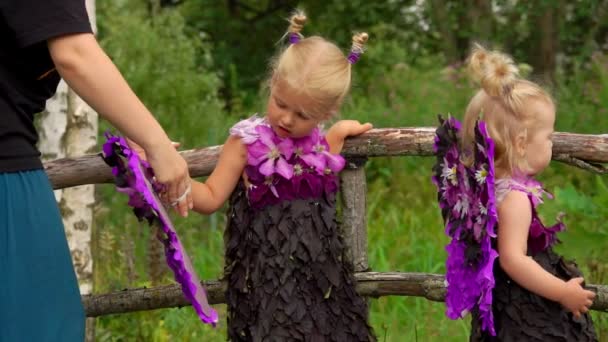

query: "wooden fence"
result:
(43, 128), (608, 317)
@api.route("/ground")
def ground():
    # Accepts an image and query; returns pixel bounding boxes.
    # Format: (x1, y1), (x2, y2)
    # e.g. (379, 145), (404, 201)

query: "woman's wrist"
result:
(133, 126), (172, 154)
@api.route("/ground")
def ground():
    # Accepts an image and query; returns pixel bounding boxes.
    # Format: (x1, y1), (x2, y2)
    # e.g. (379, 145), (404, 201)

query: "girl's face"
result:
(523, 99), (555, 176)
(266, 80), (325, 138)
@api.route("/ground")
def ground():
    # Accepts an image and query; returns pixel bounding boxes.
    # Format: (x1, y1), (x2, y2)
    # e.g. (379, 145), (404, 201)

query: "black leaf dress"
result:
(224, 116), (375, 341)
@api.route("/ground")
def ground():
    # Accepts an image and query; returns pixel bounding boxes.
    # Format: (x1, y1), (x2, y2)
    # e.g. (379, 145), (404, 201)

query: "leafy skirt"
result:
(224, 182), (375, 341)
(470, 248), (597, 341)
(0, 170), (84, 341)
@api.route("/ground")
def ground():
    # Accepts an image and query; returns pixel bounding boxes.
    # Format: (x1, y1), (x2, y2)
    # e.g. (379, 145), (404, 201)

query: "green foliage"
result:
(92, 1), (608, 340)
(97, 0), (227, 147)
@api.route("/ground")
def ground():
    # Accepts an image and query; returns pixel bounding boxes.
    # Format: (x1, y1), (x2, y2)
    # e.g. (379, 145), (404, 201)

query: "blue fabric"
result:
(0, 170), (84, 342)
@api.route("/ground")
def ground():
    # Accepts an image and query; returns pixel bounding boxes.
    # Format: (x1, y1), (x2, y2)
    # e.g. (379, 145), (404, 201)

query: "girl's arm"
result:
(497, 190), (595, 317)
(191, 135), (248, 214)
(47, 32), (192, 216)
(326, 120), (373, 154)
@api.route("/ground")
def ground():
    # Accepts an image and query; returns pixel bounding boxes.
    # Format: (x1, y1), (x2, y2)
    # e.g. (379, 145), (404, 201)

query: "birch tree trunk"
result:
(71, 1), (98, 341)
(39, 80), (68, 201)
(60, 0), (97, 299)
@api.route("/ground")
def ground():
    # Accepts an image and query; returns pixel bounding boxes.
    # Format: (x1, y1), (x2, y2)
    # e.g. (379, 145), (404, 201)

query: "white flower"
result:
(475, 165), (488, 185)
(442, 162), (458, 186)
(454, 195), (470, 218)
(478, 202), (487, 215)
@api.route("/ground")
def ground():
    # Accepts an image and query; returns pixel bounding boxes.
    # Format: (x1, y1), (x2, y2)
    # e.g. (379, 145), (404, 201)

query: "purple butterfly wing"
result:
(102, 133), (218, 326)
(432, 116), (498, 336)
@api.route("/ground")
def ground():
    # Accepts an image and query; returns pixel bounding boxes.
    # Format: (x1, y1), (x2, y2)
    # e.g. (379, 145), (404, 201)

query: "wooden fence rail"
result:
(44, 128), (608, 190)
(43, 128), (608, 319)
(81, 272), (608, 317)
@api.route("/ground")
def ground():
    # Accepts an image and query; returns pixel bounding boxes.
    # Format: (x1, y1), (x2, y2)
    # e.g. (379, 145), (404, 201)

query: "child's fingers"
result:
(573, 277), (584, 284)
(357, 122), (373, 134)
(171, 141), (181, 149)
(586, 290), (596, 299)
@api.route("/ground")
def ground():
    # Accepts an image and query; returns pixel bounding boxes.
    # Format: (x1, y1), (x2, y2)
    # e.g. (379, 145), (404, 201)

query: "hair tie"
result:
(348, 47), (363, 64)
(289, 32), (301, 45)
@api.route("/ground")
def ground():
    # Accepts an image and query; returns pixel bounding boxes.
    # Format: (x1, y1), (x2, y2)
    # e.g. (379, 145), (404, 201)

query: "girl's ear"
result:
(515, 131), (527, 157)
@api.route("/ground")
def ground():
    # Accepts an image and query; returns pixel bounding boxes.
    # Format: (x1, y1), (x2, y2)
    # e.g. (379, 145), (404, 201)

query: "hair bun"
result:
(467, 44), (519, 97)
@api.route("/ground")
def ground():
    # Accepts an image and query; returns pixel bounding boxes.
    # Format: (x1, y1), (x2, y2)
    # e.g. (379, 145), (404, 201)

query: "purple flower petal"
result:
(256, 125), (277, 148)
(229, 115), (264, 144)
(300, 153), (326, 173)
(259, 158), (276, 176)
(277, 138), (294, 160)
(323, 151), (346, 173)
(247, 140), (270, 166)
(275, 157), (294, 179)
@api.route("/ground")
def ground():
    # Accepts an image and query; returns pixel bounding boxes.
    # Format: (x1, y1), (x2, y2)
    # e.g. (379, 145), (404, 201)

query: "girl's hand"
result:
(558, 277), (595, 318)
(331, 120), (373, 139)
(326, 120), (373, 154)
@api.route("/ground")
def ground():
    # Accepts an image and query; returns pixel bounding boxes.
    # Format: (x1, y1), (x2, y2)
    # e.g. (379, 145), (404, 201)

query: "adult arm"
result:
(48, 33), (192, 216)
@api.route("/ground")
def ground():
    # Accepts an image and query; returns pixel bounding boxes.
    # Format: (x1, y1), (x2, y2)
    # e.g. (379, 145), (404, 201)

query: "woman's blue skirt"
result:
(0, 170), (84, 341)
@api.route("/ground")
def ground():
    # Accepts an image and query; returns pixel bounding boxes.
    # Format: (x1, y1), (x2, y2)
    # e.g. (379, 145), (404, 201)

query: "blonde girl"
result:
(436, 44), (597, 341)
(191, 10), (375, 341)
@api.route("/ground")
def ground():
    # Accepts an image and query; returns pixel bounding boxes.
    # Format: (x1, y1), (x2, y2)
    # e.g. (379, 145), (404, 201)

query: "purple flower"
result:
(528, 213), (565, 254)
(247, 125), (294, 179)
(229, 114), (265, 144)
(236, 118), (343, 209)
(296, 128), (345, 175)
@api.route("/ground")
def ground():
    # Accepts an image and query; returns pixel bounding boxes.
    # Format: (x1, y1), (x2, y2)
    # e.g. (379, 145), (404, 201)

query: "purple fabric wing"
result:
(101, 133), (219, 326)
(431, 115), (498, 336)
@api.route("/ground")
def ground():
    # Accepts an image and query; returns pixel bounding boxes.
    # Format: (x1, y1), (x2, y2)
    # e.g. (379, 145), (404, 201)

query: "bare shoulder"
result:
(498, 190), (532, 223)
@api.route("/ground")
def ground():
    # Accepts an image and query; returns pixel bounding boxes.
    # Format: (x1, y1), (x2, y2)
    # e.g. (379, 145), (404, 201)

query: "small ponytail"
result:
(348, 32), (369, 64)
(287, 10), (307, 44)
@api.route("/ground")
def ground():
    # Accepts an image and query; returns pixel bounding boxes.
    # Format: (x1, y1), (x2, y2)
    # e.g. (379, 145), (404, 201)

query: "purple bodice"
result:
(495, 177), (565, 255)
(230, 115), (346, 208)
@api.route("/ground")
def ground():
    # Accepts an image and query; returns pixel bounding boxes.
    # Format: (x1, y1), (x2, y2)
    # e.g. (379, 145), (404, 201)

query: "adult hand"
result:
(145, 141), (192, 217)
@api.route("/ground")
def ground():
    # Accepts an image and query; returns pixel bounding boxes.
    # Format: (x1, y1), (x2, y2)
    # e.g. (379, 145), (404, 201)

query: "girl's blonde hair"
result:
(268, 10), (368, 120)
(462, 44), (554, 176)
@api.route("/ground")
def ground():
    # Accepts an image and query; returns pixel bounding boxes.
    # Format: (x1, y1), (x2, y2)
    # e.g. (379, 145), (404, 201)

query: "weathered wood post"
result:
(340, 157), (369, 272)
